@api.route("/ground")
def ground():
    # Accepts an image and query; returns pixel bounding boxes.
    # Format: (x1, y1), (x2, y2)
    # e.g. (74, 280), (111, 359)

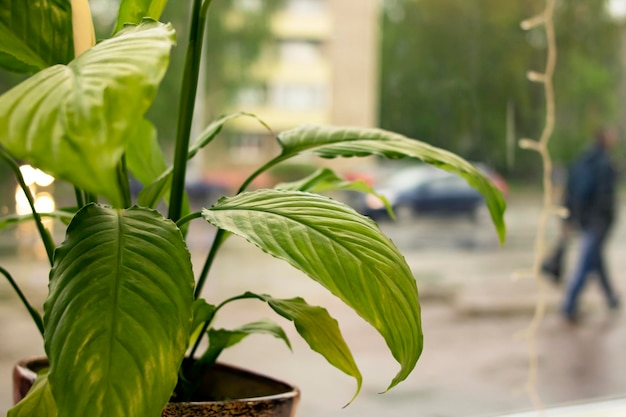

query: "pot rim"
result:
(15, 356), (300, 405)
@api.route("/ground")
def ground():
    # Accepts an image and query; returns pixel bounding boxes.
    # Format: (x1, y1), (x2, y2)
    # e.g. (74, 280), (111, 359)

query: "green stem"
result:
(187, 292), (260, 359)
(117, 155), (132, 208)
(168, 0), (214, 222)
(194, 228), (229, 299)
(0, 149), (55, 265)
(0, 266), (44, 337)
(237, 154), (289, 194)
(85, 193), (98, 204)
(176, 211), (203, 228)
(74, 187), (85, 208)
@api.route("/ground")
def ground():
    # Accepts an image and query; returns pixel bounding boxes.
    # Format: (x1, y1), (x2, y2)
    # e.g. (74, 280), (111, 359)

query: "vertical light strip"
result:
(71, 0), (96, 57)
(518, 0), (558, 411)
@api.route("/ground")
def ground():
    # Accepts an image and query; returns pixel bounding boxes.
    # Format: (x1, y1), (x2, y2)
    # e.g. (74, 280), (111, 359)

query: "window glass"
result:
(286, 0), (326, 14)
(234, 0), (262, 12)
(279, 40), (322, 64)
(270, 84), (328, 110)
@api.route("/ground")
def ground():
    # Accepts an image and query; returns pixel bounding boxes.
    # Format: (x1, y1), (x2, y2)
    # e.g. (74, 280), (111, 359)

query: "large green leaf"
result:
(8, 371), (57, 417)
(277, 125), (506, 242)
(44, 204), (195, 417)
(202, 190), (422, 391)
(0, 20), (175, 207)
(114, 0), (168, 33)
(0, 0), (73, 73)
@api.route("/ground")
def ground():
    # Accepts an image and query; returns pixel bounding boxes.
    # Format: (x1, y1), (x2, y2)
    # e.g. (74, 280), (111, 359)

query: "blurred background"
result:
(3, 0), (626, 416)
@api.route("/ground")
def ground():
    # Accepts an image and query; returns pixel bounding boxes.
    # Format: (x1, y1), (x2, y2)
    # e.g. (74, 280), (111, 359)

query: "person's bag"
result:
(542, 237), (566, 284)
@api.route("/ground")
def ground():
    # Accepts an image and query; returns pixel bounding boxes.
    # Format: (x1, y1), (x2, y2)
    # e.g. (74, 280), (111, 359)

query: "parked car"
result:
(349, 164), (489, 221)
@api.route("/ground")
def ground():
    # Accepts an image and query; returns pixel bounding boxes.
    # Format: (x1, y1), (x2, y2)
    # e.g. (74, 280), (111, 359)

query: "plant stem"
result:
(176, 211), (203, 228)
(187, 292), (260, 359)
(168, 0), (213, 222)
(0, 148), (55, 265)
(194, 228), (229, 299)
(237, 154), (290, 194)
(85, 193), (98, 204)
(117, 155), (132, 208)
(0, 266), (44, 336)
(74, 187), (85, 208)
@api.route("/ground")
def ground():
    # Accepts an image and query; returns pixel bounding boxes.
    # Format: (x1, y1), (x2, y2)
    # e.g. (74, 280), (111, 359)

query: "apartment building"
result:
(203, 0), (380, 177)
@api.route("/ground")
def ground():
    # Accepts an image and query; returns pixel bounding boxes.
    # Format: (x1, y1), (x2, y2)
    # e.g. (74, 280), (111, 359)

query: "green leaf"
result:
(138, 112), (264, 207)
(44, 204), (195, 417)
(0, 0), (73, 73)
(278, 124), (506, 243)
(258, 294), (362, 402)
(114, 0), (169, 33)
(275, 167), (394, 218)
(0, 20), (175, 207)
(275, 167), (364, 193)
(125, 119), (192, 221)
(125, 119), (167, 187)
(8, 371), (57, 417)
(200, 319), (292, 366)
(191, 299), (217, 335)
(202, 190), (422, 391)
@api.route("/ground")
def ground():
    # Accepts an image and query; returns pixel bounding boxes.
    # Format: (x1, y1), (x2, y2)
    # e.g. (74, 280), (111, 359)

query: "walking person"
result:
(562, 128), (620, 322)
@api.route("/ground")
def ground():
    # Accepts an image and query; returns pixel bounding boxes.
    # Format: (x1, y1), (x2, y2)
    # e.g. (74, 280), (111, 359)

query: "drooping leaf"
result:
(256, 294), (362, 402)
(202, 190), (422, 391)
(114, 0), (169, 33)
(277, 125), (506, 242)
(8, 371), (57, 417)
(275, 167), (394, 217)
(138, 112), (265, 207)
(199, 319), (292, 367)
(0, 20), (175, 207)
(0, 0), (73, 73)
(44, 204), (195, 417)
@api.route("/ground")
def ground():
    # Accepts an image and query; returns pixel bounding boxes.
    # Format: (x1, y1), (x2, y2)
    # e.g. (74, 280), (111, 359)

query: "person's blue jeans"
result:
(563, 226), (618, 318)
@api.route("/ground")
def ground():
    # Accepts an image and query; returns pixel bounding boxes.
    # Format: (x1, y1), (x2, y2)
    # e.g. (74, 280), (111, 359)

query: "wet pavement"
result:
(2, 191), (626, 417)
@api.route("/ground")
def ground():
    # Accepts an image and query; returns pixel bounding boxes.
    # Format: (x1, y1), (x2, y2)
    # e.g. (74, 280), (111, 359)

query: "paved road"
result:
(2, 192), (626, 417)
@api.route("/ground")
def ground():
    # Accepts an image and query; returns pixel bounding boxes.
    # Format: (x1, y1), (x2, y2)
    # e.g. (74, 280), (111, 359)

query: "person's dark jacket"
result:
(565, 143), (616, 233)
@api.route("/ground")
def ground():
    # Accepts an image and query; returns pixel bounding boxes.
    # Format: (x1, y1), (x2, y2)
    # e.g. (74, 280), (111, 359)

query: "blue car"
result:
(352, 165), (484, 221)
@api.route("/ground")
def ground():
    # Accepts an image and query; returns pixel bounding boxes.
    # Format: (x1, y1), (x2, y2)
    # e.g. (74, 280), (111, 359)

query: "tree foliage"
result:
(380, 0), (622, 176)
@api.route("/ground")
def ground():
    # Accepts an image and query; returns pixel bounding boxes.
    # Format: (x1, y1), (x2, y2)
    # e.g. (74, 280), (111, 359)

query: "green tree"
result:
(380, 0), (622, 176)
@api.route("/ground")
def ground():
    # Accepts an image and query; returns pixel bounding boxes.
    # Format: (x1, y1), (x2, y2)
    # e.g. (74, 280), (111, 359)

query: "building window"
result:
(236, 85), (267, 107)
(279, 40), (323, 65)
(271, 83), (328, 111)
(229, 134), (264, 162)
(233, 0), (262, 12)
(286, 0), (326, 14)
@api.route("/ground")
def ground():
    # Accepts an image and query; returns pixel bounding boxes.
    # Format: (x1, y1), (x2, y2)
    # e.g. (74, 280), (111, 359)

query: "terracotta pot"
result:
(13, 357), (300, 417)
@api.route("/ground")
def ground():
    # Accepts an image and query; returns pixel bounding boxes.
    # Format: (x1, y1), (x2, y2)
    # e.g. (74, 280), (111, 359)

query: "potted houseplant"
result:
(0, 1), (506, 416)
